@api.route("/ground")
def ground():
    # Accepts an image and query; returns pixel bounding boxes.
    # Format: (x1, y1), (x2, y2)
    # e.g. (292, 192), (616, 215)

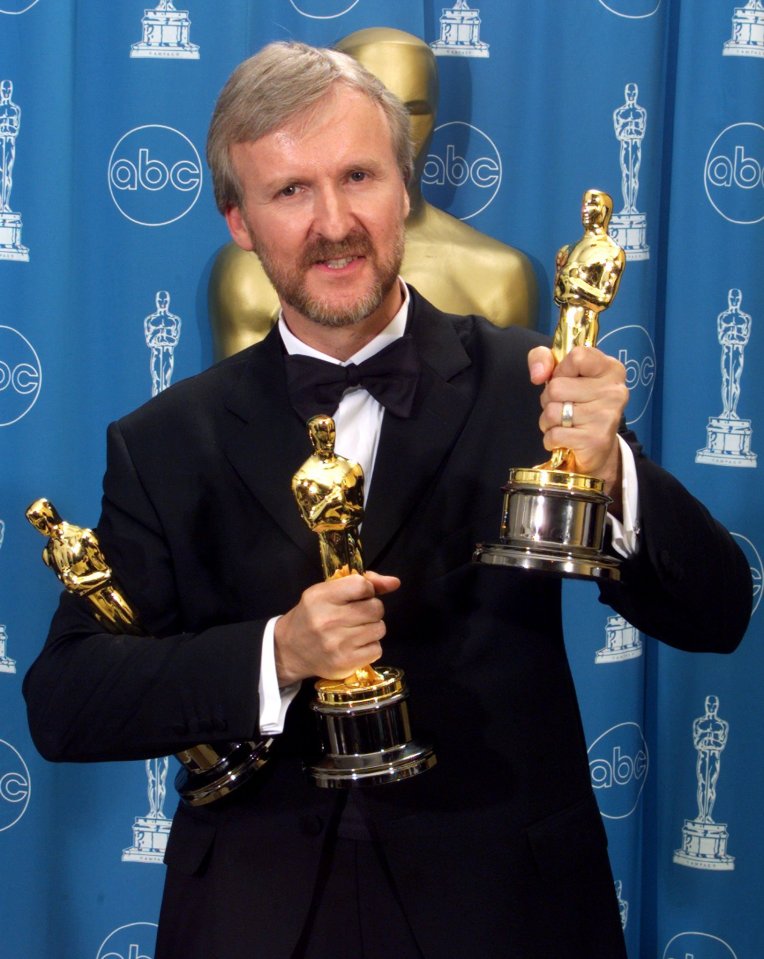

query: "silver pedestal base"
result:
(474, 540), (620, 580)
(308, 739), (437, 789)
(175, 738), (274, 806)
(307, 667), (436, 788)
(473, 467), (621, 581)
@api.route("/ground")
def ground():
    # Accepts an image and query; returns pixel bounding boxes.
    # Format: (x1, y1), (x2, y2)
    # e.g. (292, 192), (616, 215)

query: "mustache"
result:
(300, 231), (373, 268)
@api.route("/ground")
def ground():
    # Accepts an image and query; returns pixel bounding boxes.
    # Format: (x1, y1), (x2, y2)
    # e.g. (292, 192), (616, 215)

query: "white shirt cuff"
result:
(258, 616), (301, 736)
(607, 434), (641, 558)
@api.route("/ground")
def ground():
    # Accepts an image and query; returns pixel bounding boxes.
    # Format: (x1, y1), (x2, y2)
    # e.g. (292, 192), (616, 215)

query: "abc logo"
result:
(422, 121), (503, 221)
(731, 532), (762, 615)
(663, 931), (738, 959)
(0, 1), (40, 12)
(288, 0), (360, 16)
(0, 739), (31, 832)
(704, 122), (764, 225)
(588, 721), (648, 820)
(108, 125), (203, 227)
(96, 922), (158, 959)
(599, 324), (656, 426)
(0, 324), (42, 427)
(597, 0), (661, 18)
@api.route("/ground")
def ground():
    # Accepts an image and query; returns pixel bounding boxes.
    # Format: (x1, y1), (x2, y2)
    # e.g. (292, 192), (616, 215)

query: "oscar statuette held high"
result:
(474, 189), (626, 580)
(292, 414), (436, 787)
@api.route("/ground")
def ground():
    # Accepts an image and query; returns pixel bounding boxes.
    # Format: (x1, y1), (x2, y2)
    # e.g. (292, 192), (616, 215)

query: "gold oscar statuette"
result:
(26, 497), (273, 805)
(474, 189), (626, 580)
(292, 415), (436, 787)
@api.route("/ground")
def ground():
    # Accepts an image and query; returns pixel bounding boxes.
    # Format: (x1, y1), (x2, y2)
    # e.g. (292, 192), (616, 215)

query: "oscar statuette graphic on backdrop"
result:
(144, 290), (181, 397)
(0, 79), (28, 261)
(723, 0), (764, 58)
(696, 288), (756, 468)
(130, 0), (200, 59)
(674, 696), (735, 870)
(0, 519), (16, 674)
(430, 0), (490, 58)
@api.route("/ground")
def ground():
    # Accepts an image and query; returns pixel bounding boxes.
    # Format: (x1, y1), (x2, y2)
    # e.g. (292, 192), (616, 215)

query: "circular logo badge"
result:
(422, 121), (503, 221)
(731, 532), (762, 615)
(599, 324), (656, 426)
(663, 932), (738, 959)
(288, 0), (360, 17)
(0, 1), (41, 12)
(96, 922), (158, 959)
(588, 721), (648, 819)
(108, 125), (203, 227)
(598, 0), (661, 17)
(0, 739), (31, 832)
(705, 122), (764, 225)
(0, 324), (42, 427)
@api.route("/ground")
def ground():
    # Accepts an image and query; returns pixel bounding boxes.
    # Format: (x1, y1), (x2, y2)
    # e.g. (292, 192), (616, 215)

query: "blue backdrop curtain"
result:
(1, 3), (761, 957)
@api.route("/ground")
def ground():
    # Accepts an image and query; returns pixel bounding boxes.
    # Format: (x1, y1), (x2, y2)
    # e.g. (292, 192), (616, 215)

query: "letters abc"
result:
(704, 122), (764, 224)
(108, 125), (202, 227)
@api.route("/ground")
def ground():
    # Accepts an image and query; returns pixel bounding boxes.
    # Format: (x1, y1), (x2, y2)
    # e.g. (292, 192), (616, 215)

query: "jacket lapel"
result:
(219, 327), (317, 562)
(362, 289), (475, 568)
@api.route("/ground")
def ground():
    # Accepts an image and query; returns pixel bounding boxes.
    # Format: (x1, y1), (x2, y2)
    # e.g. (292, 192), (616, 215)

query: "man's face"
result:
(225, 84), (410, 334)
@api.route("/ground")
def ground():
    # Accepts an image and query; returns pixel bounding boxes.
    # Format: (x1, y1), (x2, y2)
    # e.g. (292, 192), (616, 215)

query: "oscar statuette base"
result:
(122, 814), (173, 864)
(174, 737), (274, 806)
(307, 666), (436, 789)
(673, 819), (735, 870)
(473, 468), (621, 581)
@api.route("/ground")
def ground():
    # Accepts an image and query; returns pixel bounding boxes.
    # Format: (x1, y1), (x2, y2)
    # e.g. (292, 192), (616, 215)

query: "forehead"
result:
(231, 85), (397, 185)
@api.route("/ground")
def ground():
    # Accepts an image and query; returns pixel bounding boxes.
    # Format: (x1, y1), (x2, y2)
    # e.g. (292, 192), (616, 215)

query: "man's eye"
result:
(349, 171), (367, 183)
(279, 184), (298, 197)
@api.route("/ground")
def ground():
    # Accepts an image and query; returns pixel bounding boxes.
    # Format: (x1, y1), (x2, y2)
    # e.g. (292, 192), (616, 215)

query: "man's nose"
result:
(312, 185), (355, 241)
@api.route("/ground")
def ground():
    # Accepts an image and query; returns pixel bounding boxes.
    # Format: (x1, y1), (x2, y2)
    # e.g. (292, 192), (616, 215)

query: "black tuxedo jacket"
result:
(25, 288), (751, 959)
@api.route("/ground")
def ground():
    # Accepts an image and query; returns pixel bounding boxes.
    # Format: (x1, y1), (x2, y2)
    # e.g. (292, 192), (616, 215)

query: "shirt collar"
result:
(278, 280), (410, 366)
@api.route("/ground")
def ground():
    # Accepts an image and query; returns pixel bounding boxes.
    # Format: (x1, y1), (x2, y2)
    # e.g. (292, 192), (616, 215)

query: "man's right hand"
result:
(274, 571), (400, 686)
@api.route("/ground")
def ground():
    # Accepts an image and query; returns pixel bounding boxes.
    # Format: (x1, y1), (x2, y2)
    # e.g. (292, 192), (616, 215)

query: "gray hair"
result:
(207, 41), (414, 214)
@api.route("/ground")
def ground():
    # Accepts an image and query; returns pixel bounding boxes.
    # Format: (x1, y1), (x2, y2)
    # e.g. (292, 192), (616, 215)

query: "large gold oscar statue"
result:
(208, 27), (537, 359)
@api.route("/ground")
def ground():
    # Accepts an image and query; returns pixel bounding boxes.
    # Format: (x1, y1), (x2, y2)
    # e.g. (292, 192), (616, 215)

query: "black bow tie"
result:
(285, 335), (420, 422)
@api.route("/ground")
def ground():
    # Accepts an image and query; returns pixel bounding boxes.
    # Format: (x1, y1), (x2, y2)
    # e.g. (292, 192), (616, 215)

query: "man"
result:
(24, 42), (751, 959)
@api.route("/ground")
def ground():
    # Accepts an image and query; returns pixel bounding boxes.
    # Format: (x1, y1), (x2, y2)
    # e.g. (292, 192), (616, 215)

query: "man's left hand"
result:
(528, 345), (628, 509)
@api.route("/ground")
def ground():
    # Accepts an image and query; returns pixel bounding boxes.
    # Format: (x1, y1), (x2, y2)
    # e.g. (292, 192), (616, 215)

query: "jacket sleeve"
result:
(598, 431), (752, 653)
(23, 420), (266, 764)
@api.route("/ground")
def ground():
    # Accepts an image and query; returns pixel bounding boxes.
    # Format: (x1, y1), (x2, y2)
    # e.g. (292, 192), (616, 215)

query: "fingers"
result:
(364, 570), (401, 596)
(274, 571), (399, 685)
(528, 345), (555, 385)
(531, 346), (628, 486)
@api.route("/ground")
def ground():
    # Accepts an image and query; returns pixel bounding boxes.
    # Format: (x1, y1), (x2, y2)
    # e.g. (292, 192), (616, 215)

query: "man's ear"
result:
(224, 206), (255, 251)
(402, 185), (411, 221)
